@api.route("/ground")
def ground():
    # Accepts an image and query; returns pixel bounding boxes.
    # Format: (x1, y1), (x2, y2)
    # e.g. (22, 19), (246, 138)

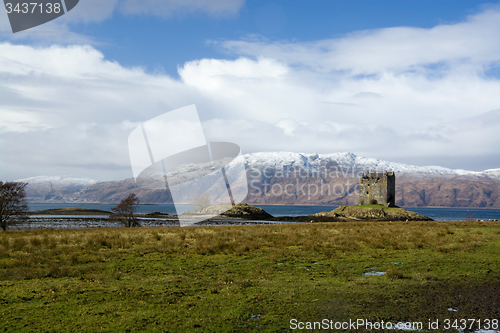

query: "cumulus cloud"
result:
(0, 42), (210, 180)
(1, 6), (500, 180)
(217, 7), (500, 75)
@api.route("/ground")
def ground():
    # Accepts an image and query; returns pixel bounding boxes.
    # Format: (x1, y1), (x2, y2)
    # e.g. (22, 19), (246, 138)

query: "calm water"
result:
(27, 203), (500, 221)
(28, 203), (196, 215)
(405, 207), (500, 221)
(256, 205), (500, 221)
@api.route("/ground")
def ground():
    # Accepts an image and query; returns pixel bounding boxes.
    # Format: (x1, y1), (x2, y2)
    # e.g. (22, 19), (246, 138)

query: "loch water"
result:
(27, 203), (500, 221)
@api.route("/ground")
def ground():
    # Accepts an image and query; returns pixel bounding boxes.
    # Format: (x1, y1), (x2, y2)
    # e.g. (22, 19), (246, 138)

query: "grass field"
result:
(1, 221), (499, 332)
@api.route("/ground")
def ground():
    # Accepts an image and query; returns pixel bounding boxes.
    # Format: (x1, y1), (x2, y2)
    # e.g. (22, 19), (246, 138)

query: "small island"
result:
(305, 172), (431, 221)
(271, 171), (432, 222)
(311, 204), (432, 221)
(181, 203), (273, 221)
(29, 207), (113, 216)
(28, 172), (432, 224)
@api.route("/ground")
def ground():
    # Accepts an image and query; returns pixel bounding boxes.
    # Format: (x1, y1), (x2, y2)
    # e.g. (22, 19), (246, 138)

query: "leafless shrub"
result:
(109, 193), (140, 227)
(0, 181), (29, 230)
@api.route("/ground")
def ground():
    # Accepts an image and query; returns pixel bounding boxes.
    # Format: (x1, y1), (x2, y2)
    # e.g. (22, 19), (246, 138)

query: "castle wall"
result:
(386, 173), (395, 206)
(359, 172), (395, 206)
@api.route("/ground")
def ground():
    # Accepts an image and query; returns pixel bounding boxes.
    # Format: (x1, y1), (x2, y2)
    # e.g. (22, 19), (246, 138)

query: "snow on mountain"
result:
(66, 152), (499, 207)
(481, 168), (500, 179)
(11, 154), (499, 186)
(12, 175), (99, 203)
(244, 151), (319, 172)
(242, 151), (500, 179)
(15, 175), (98, 187)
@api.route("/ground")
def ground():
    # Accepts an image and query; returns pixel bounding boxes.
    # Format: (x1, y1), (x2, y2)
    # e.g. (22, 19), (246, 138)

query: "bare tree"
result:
(192, 194), (211, 211)
(0, 181), (29, 231)
(110, 193), (140, 227)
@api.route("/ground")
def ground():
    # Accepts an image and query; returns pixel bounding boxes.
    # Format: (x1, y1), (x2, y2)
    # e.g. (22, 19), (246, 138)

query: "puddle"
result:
(363, 271), (386, 276)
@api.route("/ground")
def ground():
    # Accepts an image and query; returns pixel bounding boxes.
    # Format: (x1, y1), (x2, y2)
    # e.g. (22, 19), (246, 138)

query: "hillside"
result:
(15, 152), (500, 208)
(16, 175), (97, 203)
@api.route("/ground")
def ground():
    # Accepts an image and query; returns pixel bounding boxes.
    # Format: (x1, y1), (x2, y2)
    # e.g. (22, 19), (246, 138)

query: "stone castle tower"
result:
(359, 171), (396, 207)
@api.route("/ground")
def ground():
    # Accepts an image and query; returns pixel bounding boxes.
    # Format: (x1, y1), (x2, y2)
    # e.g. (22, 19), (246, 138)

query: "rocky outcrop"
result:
(321, 205), (433, 221)
(220, 203), (273, 220)
(182, 203), (273, 220)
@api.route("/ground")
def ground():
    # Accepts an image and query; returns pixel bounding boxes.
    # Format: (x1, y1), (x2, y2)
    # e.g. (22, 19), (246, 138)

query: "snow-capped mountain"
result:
(236, 152), (500, 207)
(15, 175), (98, 203)
(13, 153), (500, 207)
(16, 175), (97, 186)
(480, 168), (500, 180)
(243, 152), (500, 179)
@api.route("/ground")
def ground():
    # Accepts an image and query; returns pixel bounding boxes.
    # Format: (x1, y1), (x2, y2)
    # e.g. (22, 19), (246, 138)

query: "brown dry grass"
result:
(0, 220), (494, 281)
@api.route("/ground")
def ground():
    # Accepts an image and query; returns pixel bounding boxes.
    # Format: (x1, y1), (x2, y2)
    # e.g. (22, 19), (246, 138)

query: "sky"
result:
(1, 0), (500, 181)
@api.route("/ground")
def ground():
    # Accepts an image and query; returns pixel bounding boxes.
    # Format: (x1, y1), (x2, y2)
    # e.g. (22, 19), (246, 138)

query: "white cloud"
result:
(218, 7), (500, 75)
(179, 55), (500, 127)
(0, 42), (203, 180)
(1, 7), (500, 180)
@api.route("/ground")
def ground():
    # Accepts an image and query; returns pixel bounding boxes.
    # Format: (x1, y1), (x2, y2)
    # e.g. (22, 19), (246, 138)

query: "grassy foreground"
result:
(1, 221), (500, 332)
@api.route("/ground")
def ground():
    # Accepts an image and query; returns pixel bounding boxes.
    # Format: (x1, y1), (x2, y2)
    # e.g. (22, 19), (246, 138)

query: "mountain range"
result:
(16, 152), (500, 208)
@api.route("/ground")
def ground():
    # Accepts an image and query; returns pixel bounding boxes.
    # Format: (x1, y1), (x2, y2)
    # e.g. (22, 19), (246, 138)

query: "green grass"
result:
(354, 204), (399, 210)
(1, 221), (500, 332)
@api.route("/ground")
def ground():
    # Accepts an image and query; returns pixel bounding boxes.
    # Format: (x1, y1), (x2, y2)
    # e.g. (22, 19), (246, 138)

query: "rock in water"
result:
(181, 203), (273, 220)
(221, 203), (273, 220)
(320, 205), (432, 221)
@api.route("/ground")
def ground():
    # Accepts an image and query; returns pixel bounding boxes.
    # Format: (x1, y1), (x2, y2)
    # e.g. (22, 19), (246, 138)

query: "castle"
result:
(359, 171), (395, 207)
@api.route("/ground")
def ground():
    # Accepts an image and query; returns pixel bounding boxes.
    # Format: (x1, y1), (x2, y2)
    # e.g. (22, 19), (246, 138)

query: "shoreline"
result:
(9, 216), (293, 230)
(23, 206), (499, 226)
(27, 202), (500, 209)
(6, 216), (498, 231)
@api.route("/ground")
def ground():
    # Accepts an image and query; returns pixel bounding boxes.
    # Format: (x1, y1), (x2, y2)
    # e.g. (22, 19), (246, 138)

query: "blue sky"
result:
(63, 1), (495, 77)
(1, 0), (500, 180)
